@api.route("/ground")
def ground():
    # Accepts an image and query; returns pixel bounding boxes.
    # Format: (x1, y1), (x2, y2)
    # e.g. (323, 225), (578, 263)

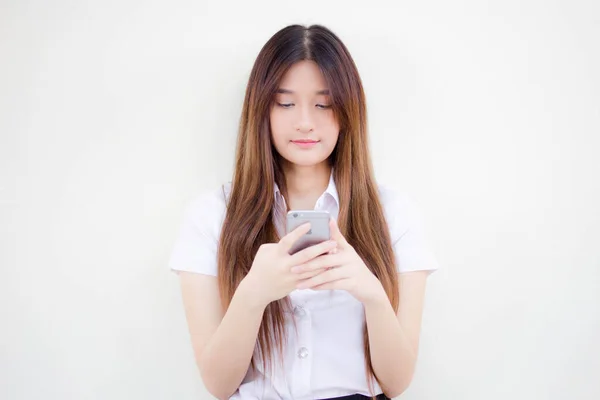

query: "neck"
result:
(282, 161), (331, 209)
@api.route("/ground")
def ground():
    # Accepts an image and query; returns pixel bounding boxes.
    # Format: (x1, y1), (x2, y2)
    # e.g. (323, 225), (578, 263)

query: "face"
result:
(269, 60), (340, 168)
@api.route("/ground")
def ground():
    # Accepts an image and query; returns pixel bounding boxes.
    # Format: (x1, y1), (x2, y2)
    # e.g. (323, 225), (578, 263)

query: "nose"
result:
(295, 105), (315, 133)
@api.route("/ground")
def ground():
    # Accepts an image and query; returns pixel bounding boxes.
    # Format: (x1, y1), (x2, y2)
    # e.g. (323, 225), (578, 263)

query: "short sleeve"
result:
(379, 185), (440, 274)
(168, 187), (227, 276)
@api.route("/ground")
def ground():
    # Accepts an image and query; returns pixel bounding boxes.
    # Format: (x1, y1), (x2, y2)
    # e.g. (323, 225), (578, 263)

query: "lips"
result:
(291, 139), (320, 149)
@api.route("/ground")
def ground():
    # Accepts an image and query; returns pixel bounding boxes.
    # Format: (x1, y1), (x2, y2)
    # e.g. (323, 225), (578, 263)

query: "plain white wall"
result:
(1, 1), (599, 399)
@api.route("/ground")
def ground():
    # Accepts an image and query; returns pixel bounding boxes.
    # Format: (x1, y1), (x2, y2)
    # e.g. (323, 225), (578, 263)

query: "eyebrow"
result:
(276, 88), (330, 95)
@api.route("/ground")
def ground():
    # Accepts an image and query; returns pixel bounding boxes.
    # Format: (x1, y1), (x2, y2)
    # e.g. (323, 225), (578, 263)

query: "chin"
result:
(283, 153), (330, 167)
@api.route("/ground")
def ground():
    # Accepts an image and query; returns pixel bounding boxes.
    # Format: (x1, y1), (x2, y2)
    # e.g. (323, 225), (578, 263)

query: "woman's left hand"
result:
(291, 218), (388, 306)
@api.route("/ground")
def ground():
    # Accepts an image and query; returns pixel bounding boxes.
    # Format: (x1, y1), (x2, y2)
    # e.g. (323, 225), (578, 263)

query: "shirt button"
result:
(297, 347), (309, 359)
(293, 305), (306, 317)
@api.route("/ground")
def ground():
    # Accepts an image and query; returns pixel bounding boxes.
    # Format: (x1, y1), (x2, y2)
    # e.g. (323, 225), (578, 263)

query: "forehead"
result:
(278, 60), (329, 92)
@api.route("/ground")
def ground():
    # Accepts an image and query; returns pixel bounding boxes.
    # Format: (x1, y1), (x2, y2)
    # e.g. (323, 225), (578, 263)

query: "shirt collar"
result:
(274, 169), (339, 208)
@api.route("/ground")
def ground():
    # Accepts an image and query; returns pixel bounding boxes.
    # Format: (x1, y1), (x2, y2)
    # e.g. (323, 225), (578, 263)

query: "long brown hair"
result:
(217, 24), (399, 395)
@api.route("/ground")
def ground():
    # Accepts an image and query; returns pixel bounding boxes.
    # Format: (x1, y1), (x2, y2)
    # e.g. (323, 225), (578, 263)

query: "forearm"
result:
(198, 278), (266, 399)
(363, 292), (417, 398)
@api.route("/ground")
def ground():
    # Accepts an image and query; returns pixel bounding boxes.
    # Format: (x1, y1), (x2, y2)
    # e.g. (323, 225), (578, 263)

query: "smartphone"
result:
(286, 210), (331, 255)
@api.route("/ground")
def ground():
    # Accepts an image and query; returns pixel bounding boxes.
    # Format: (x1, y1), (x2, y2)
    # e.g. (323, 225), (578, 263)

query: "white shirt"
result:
(169, 173), (439, 399)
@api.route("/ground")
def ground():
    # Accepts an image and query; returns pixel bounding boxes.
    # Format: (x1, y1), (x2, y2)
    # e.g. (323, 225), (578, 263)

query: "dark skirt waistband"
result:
(318, 394), (390, 400)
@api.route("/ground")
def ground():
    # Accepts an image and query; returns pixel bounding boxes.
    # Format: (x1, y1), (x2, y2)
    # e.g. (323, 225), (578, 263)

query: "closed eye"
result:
(276, 103), (332, 109)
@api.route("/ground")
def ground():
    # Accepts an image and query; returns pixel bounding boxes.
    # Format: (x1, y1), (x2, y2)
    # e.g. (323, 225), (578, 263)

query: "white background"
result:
(1, 1), (599, 399)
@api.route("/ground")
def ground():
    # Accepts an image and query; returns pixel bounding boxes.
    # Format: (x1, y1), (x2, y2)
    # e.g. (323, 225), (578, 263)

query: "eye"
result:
(276, 103), (332, 109)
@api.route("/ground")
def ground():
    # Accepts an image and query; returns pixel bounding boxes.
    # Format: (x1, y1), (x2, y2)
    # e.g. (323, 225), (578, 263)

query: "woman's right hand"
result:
(240, 223), (338, 307)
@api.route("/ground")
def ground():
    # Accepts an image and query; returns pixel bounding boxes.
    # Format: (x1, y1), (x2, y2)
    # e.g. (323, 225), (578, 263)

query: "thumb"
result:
(329, 217), (348, 247)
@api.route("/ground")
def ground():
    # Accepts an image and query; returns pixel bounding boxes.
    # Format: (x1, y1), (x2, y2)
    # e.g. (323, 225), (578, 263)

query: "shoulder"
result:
(168, 182), (231, 276)
(181, 182), (231, 237)
(376, 182), (440, 273)
(186, 182), (229, 210)
(377, 183), (412, 210)
(376, 183), (419, 238)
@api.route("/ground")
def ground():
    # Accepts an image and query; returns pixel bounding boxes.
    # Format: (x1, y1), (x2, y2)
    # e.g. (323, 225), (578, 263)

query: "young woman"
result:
(169, 24), (439, 400)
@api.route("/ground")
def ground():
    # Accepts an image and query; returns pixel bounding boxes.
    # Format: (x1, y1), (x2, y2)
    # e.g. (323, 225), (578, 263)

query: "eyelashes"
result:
(276, 103), (332, 110)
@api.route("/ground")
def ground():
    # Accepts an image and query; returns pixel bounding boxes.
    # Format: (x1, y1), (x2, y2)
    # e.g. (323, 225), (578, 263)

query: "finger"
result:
(311, 278), (351, 291)
(289, 239), (337, 265)
(296, 266), (347, 289)
(295, 267), (329, 281)
(278, 222), (311, 251)
(329, 218), (349, 248)
(291, 253), (342, 273)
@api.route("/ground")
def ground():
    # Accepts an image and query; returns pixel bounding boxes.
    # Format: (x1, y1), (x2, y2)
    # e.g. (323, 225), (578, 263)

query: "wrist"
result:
(362, 277), (391, 310)
(236, 275), (270, 311)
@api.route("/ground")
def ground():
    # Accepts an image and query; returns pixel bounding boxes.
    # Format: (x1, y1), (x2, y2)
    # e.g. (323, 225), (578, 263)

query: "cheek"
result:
(325, 133), (340, 152)
(269, 110), (287, 142)
(321, 118), (340, 143)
